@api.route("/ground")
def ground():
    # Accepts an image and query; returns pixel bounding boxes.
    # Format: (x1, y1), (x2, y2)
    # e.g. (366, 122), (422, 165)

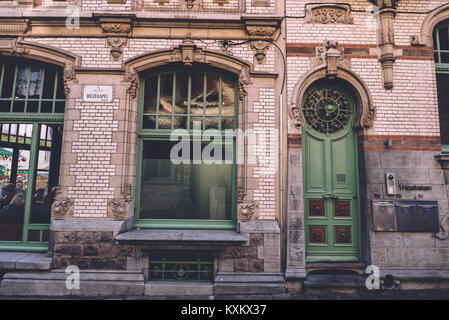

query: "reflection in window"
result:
(139, 140), (233, 221)
(0, 123), (62, 241)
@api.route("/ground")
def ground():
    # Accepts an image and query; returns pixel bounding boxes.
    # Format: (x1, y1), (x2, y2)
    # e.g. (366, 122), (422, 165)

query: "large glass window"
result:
(434, 22), (449, 152)
(136, 68), (238, 229)
(0, 58), (64, 251)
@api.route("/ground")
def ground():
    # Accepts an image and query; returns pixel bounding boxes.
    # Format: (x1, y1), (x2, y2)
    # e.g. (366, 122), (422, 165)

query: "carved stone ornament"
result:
(170, 37), (207, 66)
(436, 214), (449, 240)
(107, 37), (127, 61)
(376, 4), (397, 90)
(51, 186), (74, 218)
(250, 41), (270, 64)
(291, 105), (305, 129)
(108, 198), (130, 219)
(305, 4), (354, 24)
(123, 67), (138, 99)
(101, 23), (132, 35)
(0, 19), (30, 34)
(311, 41), (351, 78)
(63, 62), (78, 97)
(238, 202), (258, 220)
(246, 26), (277, 38)
(238, 68), (251, 101)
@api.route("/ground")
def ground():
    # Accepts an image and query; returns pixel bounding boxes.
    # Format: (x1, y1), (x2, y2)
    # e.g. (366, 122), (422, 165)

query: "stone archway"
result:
(411, 3), (449, 47)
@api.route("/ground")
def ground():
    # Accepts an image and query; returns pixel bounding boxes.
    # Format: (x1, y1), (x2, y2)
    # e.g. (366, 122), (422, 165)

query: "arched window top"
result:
(0, 57), (65, 119)
(140, 68), (238, 133)
(433, 20), (449, 73)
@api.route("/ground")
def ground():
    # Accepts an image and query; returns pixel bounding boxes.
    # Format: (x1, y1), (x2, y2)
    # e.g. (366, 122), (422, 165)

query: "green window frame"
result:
(433, 22), (449, 153)
(0, 58), (64, 252)
(135, 68), (238, 229)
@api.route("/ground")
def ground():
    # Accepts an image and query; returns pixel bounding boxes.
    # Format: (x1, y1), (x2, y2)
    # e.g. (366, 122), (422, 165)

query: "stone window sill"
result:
(0, 252), (51, 270)
(114, 229), (246, 246)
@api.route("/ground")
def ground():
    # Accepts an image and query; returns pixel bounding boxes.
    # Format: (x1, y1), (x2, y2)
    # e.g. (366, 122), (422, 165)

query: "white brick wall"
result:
(68, 99), (119, 217)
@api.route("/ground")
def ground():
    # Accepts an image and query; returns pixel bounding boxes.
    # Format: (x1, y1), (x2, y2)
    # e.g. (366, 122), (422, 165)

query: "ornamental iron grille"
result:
(149, 252), (214, 282)
(303, 87), (352, 135)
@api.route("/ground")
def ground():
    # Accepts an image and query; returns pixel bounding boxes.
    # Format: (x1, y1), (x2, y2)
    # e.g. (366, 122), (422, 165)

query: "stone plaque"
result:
(83, 85), (113, 102)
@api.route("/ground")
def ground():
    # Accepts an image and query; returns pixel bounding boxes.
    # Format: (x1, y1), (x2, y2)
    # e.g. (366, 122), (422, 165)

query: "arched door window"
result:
(136, 67), (238, 229)
(433, 21), (449, 152)
(0, 57), (64, 251)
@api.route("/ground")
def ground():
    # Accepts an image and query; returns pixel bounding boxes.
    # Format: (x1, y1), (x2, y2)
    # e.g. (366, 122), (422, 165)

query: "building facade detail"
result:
(305, 4), (354, 25)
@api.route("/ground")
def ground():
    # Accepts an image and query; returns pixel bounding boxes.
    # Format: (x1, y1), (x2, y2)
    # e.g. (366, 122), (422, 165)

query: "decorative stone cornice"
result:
(0, 19), (30, 35)
(170, 37), (207, 66)
(305, 4), (354, 25)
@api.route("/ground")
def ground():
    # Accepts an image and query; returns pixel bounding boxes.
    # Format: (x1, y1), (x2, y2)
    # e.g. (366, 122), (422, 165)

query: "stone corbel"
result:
(123, 66), (137, 99)
(94, 13), (135, 36)
(370, 0), (398, 90)
(238, 202), (258, 220)
(51, 186), (74, 218)
(249, 41), (270, 64)
(107, 37), (127, 61)
(244, 18), (280, 39)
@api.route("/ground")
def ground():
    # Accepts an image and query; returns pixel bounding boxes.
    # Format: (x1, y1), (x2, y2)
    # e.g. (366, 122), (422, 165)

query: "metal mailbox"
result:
(372, 200), (440, 232)
(372, 201), (395, 231)
(395, 201), (418, 232)
(416, 201), (439, 232)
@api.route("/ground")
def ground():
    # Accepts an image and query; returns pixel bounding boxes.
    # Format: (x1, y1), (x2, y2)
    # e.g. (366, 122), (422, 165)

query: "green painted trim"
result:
(0, 243), (48, 252)
(442, 145), (449, 153)
(21, 124), (39, 243)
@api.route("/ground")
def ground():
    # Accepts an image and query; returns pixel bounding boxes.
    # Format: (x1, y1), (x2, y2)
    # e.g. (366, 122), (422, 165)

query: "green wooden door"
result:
(302, 85), (360, 262)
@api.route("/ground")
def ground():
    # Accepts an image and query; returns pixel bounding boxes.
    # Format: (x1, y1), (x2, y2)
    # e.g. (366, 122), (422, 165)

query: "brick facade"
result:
(0, 0), (449, 297)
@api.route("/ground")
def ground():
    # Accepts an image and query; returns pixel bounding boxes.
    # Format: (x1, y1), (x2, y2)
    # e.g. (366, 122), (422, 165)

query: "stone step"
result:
(0, 252), (51, 271)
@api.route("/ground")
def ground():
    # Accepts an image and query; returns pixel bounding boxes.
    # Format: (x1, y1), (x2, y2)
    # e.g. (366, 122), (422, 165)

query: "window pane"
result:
(190, 73), (205, 117)
(139, 140), (233, 221)
(205, 74), (219, 116)
(143, 76), (158, 114)
(174, 73), (189, 116)
(440, 26), (449, 51)
(1, 64), (16, 99)
(30, 125), (63, 225)
(437, 74), (449, 146)
(221, 78), (236, 116)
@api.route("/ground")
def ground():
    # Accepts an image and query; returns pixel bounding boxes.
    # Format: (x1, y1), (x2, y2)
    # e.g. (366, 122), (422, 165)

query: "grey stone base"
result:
(214, 272), (286, 295)
(145, 282), (213, 296)
(0, 270), (145, 297)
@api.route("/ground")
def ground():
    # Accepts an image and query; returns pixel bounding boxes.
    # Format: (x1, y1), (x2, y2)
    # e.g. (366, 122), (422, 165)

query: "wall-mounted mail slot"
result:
(416, 201), (439, 232)
(372, 201), (395, 231)
(372, 200), (439, 233)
